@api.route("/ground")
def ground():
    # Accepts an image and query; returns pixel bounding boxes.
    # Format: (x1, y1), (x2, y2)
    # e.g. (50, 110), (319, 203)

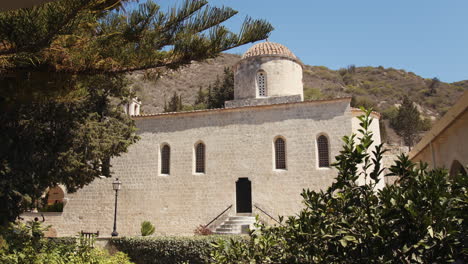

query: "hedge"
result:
(111, 236), (247, 264)
(47, 237), (77, 247)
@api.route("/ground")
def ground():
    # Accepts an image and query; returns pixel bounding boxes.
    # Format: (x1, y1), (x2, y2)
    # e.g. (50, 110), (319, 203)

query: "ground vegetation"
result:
(0, 221), (133, 264)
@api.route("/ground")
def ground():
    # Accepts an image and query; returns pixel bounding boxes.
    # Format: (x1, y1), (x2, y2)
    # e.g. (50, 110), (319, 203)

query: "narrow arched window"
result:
(257, 71), (267, 97)
(317, 135), (330, 168)
(161, 145), (170, 174)
(274, 137), (286, 169)
(450, 160), (467, 178)
(195, 143), (205, 173)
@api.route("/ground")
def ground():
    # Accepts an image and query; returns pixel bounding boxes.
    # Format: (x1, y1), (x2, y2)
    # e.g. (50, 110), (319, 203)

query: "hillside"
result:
(128, 54), (241, 114)
(131, 53), (466, 118)
(129, 53), (466, 144)
(302, 65), (465, 119)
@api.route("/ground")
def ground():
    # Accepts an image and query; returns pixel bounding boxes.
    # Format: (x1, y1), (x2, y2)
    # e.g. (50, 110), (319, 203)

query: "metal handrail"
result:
(253, 203), (282, 225)
(204, 204), (233, 228)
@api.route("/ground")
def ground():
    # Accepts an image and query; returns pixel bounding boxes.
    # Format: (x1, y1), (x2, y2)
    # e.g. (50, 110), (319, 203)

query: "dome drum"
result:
(231, 42), (304, 103)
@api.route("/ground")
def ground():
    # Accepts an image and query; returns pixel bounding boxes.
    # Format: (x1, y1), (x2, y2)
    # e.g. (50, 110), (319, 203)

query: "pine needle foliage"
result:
(0, 0), (273, 225)
(0, 0), (273, 75)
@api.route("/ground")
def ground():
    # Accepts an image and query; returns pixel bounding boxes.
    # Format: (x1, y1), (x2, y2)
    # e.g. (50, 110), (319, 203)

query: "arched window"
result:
(195, 142), (205, 173)
(41, 186), (65, 212)
(450, 160), (467, 178)
(317, 135), (330, 168)
(274, 137), (286, 169)
(257, 71), (267, 97)
(161, 144), (170, 175)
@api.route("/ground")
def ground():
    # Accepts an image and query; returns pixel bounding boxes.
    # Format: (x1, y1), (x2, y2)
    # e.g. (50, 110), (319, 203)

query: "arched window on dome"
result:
(195, 142), (205, 173)
(160, 144), (170, 175)
(257, 71), (267, 97)
(274, 137), (286, 170)
(317, 135), (330, 168)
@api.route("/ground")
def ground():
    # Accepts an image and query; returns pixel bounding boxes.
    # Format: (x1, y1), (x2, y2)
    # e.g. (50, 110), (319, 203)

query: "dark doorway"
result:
(236, 178), (252, 213)
(450, 160), (467, 178)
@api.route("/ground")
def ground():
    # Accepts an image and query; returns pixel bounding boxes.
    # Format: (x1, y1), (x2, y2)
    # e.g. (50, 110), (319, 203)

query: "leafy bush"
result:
(0, 221), (134, 264)
(303, 87), (324, 100)
(350, 96), (378, 110)
(39, 202), (64, 212)
(112, 236), (246, 264)
(344, 85), (366, 95)
(381, 106), (398, 120)
(211, 109), (467, 263)
(47, 236), (77, 247)
(141, 221), (155, 236)
(339, 65), (356, 76)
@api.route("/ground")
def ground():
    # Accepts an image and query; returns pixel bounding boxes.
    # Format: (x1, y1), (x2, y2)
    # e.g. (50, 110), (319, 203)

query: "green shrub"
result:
(350, 96), (377, 110)
(381, 106), (398, 120)
(39, 202), (64, 212)
(311, 66), (341, 82)
(211, 109), (467, 263)
(47, 237), (77, 247)
(112, 236), (247, 264)
(344, 85), (366, 95)
(0, 221), (133, 264)
(303, 87), (324, 100)
(342, 73), (356, 85)
(140, 221), (155, 236)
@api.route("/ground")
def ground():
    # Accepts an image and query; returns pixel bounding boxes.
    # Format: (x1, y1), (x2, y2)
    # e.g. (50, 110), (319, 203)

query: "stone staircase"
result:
(214, 214), (256, 235)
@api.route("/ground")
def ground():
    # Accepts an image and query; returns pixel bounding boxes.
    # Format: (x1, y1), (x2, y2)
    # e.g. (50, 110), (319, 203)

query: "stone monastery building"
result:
(25, 42), (382, 236)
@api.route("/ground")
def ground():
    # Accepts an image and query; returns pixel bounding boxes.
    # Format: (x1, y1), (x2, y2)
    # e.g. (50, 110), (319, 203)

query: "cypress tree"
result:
(391, 96), (425, 149)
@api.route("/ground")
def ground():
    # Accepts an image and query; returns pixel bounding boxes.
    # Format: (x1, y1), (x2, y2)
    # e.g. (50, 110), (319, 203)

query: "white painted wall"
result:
(234, 56), (303, 100)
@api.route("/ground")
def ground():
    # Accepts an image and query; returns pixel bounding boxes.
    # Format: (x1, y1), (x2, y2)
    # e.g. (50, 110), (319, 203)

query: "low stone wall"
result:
(21, 212), (65, 237)
(95, 237), (118, 254)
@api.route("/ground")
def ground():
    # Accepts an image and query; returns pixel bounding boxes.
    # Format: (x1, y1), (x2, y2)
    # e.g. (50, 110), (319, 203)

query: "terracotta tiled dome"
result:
(242, 41), (299, 62)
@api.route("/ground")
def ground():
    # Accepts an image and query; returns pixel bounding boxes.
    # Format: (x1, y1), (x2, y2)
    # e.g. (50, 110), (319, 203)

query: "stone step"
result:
(215, 231), (239, 235)
(216, 227), (239, 232)
(219, 223), (252, 228)
(223, 221), (254, 225)
(229, 216), (255, 220)
(236, 213), (253, 216)
(213, 215), (257, 235)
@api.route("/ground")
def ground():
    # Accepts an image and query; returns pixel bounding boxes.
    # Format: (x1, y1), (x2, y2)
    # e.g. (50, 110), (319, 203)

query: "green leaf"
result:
(427, 226), (434, 238)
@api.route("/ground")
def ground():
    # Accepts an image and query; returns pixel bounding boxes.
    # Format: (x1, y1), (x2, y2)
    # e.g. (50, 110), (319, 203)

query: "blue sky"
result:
(132, 1), (468, 83)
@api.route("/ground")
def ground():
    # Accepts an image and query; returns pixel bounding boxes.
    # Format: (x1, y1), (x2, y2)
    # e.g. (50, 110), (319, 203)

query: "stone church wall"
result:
(41, 99), (362, 237)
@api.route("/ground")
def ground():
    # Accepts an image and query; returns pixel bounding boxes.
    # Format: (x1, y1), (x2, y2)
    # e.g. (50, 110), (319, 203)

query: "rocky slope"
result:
(130, 53), (466, 122)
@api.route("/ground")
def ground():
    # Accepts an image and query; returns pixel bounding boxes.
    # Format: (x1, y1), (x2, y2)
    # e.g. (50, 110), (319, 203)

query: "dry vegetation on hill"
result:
(130, 53), (466, 145)
(131, 53), (466, 119)
(303, 65), (465, 119)
(128, 54), (241, 114)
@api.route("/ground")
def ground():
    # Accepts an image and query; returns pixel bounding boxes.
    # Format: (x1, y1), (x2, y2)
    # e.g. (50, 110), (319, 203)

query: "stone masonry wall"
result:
(43, 99), (356, 237)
